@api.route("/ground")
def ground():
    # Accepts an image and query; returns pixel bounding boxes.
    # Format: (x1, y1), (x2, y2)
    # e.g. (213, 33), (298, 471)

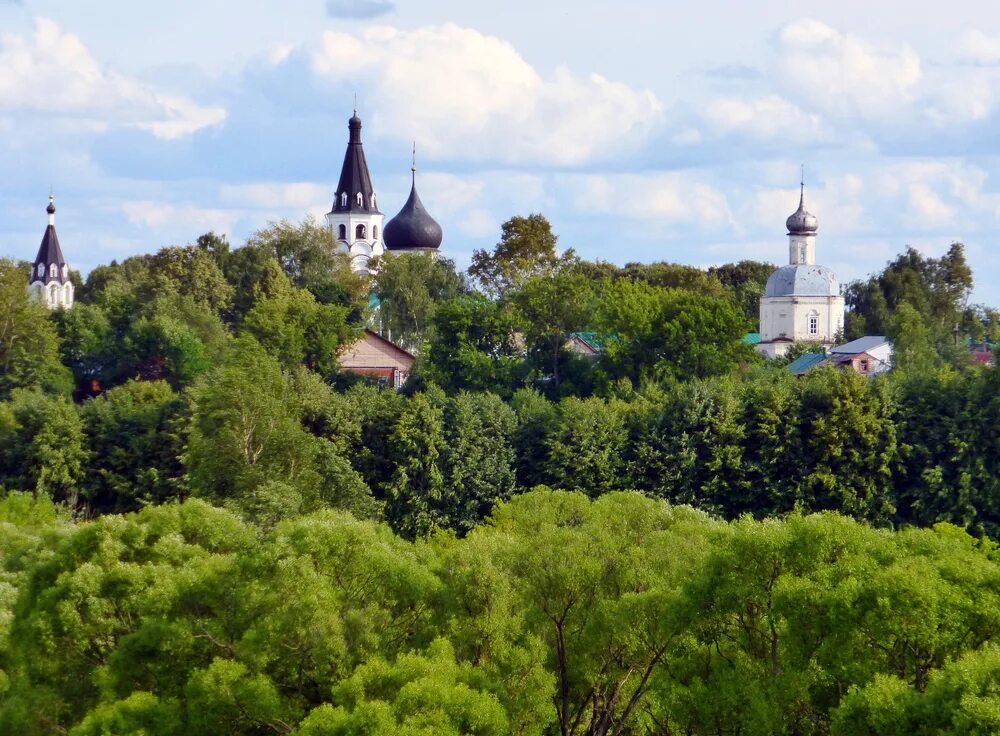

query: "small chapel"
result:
(28, 194), (74, 310)
(756, 183), (844, 358)
(326, 111), (443, 274)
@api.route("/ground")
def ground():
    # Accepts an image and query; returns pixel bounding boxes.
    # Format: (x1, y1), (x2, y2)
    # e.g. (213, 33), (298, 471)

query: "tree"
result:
(242, 280), (353, 379)
(441, 391), (518, 533)
(245, 218), (368, 311)
(889, 302), (940, 374)
(186, 337), (322, 522)
(423, 294), (523, 396)
(595, 279), (754, 387)
(544, 397), (627, 495)
(513, 269), (594, 391)
(469, 214), (561, 298)
(372, 252), (465, 351)
(0, 259), (72, 399)
(79, 379), (189, 514)
(0, 389), (88, 508)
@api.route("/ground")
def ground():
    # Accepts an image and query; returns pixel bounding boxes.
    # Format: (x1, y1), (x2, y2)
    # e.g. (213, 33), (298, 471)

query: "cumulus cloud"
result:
(0, 18), (225, 138)
(326, 0), (395, 19)
(122, 200), (233, 235)
(310, 23), (662, 166)
(960, 30), (1000, 65)
(703, 94), (826, 142)
(571, 174), (731, 228)
(773, 19), (922, 120)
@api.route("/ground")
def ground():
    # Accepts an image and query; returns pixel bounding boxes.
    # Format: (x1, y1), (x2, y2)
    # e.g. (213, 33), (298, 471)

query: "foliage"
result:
(372, 252), (465, 351)
(469, 214), (561, 298)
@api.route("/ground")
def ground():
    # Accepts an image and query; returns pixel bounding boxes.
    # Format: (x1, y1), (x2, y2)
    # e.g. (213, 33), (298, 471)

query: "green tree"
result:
(373, 252), (465, 351)
(545, 397), (627, 496)
(79, 380), (189, 514)
(0, 390), (88, 507)
(0, 259), (72, 398)
(469, 214), (561, 298)
(423, 294), (523, 396)
(513, 269), (594, 391)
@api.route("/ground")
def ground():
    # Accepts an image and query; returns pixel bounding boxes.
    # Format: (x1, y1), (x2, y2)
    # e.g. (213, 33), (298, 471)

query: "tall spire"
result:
(799, 164), (805, 208)
(331, 110), (379, 213)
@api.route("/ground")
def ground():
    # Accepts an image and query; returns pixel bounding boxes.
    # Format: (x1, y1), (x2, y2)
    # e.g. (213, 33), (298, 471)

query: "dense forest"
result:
(2, 214), (1000, 733)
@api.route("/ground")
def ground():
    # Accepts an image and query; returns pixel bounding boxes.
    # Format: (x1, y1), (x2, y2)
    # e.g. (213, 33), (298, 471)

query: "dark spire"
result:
(330, 110), (380, 214)
(383, 145), (443, 252)
(31, 193), (69, 284)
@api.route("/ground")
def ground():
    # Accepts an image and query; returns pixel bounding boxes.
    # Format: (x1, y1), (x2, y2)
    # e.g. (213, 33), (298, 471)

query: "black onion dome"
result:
(383, 172), (443, 252)
(786, 184), (818, 235)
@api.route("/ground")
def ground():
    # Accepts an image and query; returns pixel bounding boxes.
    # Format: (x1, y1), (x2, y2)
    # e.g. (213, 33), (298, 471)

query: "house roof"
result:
(570, 331), (605, 351)
(787, 352), (826, 375)
(830, 336), (889, 355)
(742, 331), (761, 346)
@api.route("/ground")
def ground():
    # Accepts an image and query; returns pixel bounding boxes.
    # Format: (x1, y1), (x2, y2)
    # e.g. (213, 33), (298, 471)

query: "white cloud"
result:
(0, 18), (225, 139)
(960, 30), (1000, 65)
(773, 19), (922, 120)
(310, 23), (662, 165)
(571, 174), (731, 228)
(703, 94), (826, 142)
(219, 182), (329, 210)
(122, 201), (233, 236)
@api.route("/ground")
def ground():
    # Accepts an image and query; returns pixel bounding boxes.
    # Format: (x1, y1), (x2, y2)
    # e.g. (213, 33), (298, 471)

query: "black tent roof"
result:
(329, 113), (381, 215)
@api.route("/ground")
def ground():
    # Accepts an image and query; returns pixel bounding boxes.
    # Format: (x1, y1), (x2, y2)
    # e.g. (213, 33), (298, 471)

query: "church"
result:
(756, 183), (844, 358)
(28, 194), (74, 310)
(325, 111), (443, 273)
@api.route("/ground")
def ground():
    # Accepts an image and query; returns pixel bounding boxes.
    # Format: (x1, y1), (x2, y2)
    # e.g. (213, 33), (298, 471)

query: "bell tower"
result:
(326, 110), (384, 274)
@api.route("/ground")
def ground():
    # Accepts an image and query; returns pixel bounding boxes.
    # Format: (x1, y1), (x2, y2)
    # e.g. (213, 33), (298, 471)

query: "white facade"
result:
(326, 210), (384, 274)
(29, 279), (75, 310)
(757, 189), (844, 359)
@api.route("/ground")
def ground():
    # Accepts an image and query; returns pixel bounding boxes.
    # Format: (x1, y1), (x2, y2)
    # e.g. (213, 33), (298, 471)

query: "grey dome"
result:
(786, 185), (818, 234)
(764, 265), (840, 298)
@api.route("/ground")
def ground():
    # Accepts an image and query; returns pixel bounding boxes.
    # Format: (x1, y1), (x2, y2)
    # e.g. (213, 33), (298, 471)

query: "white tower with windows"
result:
(326, 111), (384, 274)
(28, 194), (74, 309)
(756, 181), (843, 358)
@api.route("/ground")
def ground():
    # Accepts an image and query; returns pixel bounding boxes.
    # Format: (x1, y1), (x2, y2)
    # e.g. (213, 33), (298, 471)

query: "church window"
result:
(356, 192), (363, 207)
(64, 284), (72, 302)
(338, 224), (347, 240)
(799, 247), (806, 264)
(809, 316), (818, 335)
(372, 225), (379, 240)
(371, 192), (377, 208)
(49, 285), (57, 303)
(340, 192), (347, 207)
(49, 264), (57, 278)
(62, 265), (68, 278)
(37, 263), (44, 277)
(356, 223), (367, 239)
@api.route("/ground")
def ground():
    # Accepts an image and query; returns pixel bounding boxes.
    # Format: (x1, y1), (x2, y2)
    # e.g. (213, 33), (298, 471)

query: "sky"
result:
(3, 0), (1000, 302)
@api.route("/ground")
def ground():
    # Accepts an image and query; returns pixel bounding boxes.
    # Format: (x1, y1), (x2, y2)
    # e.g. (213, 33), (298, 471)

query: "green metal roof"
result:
(742, 331), (761, 346)
(787, 352), (826, 375)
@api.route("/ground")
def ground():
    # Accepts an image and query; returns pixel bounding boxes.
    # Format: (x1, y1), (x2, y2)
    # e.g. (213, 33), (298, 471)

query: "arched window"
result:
(372, 225), (379, 241)
(356, 192), (363, 207)
(61, 264), (68, 278)
(799, 246), (806, 264)
(36, 263), (44, 278)
(356, 224), (367, 240)
(64, 284), (72, 304)
(338, 224), (347, 240)
(808, 313), (819, 335)
(49, 285), (57, 304)
(371, 192), (377, 208)
(49, 264), (57, 278)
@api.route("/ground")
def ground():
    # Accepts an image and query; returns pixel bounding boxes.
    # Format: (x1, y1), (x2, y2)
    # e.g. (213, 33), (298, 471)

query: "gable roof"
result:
(830, 336), (889, 355)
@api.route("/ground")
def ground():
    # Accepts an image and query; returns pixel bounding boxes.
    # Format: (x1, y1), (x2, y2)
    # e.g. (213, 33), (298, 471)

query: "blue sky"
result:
(3, 0), (1000, 303)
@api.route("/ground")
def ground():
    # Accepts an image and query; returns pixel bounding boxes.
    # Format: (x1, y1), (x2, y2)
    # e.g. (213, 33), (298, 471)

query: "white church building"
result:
(326, 112), (443, 274)
(756, 184), (844, 358)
